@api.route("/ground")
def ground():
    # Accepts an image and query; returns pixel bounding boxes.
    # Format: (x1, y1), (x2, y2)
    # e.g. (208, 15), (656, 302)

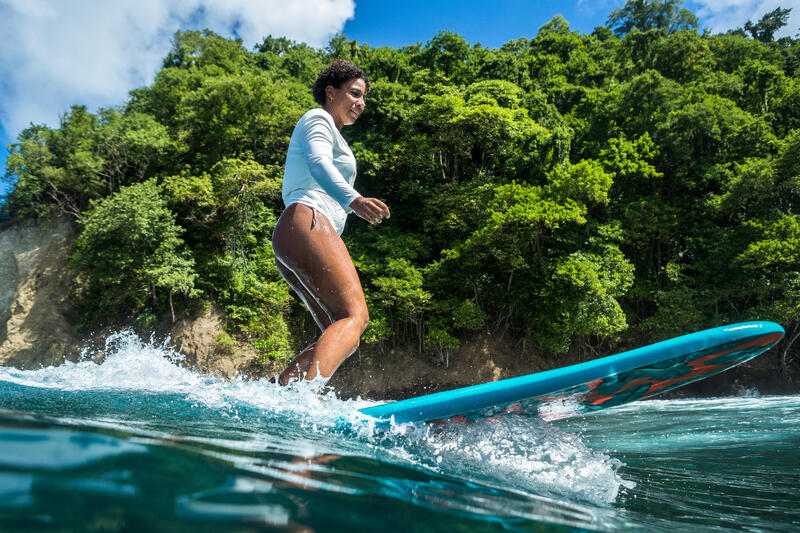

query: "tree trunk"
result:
(780, 321), (799, 380)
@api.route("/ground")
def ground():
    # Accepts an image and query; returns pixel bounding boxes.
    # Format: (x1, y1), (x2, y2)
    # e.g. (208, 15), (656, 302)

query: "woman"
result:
(272, 60), (390, 386)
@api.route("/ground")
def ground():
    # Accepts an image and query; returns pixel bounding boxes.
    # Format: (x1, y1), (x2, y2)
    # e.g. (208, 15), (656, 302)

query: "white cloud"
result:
(0, 0), (354, 140)
(687, 0), (800, 35)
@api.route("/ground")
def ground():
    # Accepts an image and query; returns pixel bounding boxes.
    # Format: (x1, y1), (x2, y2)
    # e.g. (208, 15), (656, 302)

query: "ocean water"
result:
(0, 332), (798, 532)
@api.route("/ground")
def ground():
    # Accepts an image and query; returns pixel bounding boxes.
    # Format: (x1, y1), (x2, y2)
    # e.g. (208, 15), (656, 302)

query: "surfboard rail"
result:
(358, 321), (785, 424)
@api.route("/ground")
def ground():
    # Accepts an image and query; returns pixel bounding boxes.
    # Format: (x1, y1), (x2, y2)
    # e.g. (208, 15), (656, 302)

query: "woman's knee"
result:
(358, 308), (369, 334)
(342, 305), (369, 335)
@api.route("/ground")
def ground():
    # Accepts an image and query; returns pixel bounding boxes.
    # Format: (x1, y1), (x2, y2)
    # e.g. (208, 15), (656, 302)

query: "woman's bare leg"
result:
(277, 343), (317, 386)
(276, 260), (332, 332)
(272, 203), (369, 384)
(273, 261), (329, 385)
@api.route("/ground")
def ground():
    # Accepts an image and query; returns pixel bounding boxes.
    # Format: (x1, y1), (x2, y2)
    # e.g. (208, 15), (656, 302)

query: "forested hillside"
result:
(3, 2), (799, 375)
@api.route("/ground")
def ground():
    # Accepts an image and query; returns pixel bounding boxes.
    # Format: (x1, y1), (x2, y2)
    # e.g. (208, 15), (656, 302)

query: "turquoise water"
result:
(0, 332), (798, 532)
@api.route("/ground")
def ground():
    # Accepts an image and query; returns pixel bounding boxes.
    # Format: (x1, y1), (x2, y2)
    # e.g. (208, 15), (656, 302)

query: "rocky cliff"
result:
(0, 217), (79, 368)
(0, 216), (257, 377)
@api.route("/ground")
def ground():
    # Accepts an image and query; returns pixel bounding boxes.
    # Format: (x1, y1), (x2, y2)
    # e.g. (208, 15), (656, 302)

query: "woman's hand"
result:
(350, 196), (390, 224)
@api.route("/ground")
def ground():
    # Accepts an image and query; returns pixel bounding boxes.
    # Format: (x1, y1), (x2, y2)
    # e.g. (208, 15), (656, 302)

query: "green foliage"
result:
(426, 178), (632, 351)
(70, 180), (198, 318)
(174, 73), (311, 168)
(417, 31), (474, 83)
(3, 105), (172, 220)
(608, 0), (699, 37)
(744, 7), (792, 43)
(164, 155), (294, 361)
(95, 109), (173, 188)
(424, 327), (460, 366)
(4, 9), (800, 363)
(163, 30), (252, 73)
(620, 29), (712, 83)
(735, 215), (800, 329)
(546, 159), (613, 206)
(216, 331), (236, 356)
(3, 124), (65, 218)
(739, 215), (800, 271)
(707, 33), (781, 74)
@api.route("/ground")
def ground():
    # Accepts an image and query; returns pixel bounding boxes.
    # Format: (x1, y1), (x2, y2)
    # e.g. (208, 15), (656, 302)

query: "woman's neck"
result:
(323, 106), (343, 131)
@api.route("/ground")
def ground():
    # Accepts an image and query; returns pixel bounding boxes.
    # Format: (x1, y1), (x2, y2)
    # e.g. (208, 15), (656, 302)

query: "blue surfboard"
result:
(358, 321), (784, 424)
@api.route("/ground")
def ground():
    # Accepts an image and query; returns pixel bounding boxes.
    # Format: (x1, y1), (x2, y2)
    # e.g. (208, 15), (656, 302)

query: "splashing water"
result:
(0, 331), (798, 531)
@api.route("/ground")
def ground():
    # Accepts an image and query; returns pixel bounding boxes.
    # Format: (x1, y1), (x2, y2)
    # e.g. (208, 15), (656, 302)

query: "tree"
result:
(3, 124), (64, 219)
(623, 30), (713, 83)
(417, 31), (473, 82)
(163, 29), (251, 73)
(538, 15), (571, 35)
(95, 109), (172, 193)
(256, 35), (297, 56)
(163, 156), (293, 360)
(70, 180), (198, 320)
(737, 214), (800, 375)
(3, 106), (105, 220)
(744, 7), (792, 43)
(174, 73), (311, 168)
(607, 0), (699, 37)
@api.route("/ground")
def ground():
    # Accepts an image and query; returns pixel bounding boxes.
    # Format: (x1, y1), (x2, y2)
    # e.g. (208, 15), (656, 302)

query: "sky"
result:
(1, 0), (799, 197)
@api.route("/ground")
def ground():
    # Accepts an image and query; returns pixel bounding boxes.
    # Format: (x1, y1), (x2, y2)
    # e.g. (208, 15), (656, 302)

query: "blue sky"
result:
(341, 0), (618, 49)
(1, 0), (797, 199)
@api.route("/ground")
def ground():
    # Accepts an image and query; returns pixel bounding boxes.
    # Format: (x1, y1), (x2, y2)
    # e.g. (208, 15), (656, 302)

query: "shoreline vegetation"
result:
(2, 1), (799, 396)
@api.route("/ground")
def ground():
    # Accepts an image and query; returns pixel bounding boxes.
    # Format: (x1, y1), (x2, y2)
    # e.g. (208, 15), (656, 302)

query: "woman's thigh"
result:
(272, 203), (367, 323)
(275, 258), (333, 331)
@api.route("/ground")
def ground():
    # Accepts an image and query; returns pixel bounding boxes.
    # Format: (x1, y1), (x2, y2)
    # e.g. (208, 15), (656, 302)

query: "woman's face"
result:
(324, 77), (367, 130)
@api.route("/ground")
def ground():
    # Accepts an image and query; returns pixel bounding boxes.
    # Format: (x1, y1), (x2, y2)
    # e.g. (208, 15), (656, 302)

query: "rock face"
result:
(0, 216), (263, 377)
(167, 304), (262, 379)
(0, 217), (79, 368)
(328, 332), (546, 400)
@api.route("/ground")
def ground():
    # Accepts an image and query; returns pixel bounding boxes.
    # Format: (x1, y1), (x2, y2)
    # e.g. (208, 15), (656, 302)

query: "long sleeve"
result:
(303, 114), (361, 210)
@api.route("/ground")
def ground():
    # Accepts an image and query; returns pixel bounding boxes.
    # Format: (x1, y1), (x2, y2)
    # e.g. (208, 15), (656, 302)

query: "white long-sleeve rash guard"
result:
(282, 108), (361, 235)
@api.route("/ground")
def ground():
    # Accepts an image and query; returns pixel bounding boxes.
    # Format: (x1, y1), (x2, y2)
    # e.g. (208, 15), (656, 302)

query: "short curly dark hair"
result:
(312, 60), (370, 106)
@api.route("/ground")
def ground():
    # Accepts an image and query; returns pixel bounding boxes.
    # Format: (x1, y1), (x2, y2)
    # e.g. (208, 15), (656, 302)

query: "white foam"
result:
(388, 416), (633, 505)
(0, 331), (197, 393)
(0, 330), (374, 416)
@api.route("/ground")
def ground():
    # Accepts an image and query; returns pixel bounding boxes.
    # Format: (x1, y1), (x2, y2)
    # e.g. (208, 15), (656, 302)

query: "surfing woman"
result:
(272, 60), (390, 385)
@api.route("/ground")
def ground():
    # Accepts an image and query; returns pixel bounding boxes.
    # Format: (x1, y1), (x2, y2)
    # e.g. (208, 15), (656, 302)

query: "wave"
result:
(0, 330), (632, 506)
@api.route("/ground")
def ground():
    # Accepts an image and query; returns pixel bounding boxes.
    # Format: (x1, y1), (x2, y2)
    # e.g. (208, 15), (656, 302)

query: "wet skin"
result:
(273, 77), (390, 385)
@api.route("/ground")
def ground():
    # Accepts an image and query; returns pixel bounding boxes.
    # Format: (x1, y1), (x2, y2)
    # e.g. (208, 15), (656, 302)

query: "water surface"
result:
(0, 332), (797, 531)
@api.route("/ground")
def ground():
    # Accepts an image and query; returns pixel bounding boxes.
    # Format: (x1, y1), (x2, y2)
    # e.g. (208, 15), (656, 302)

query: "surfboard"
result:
(357, 321), (784, 424)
